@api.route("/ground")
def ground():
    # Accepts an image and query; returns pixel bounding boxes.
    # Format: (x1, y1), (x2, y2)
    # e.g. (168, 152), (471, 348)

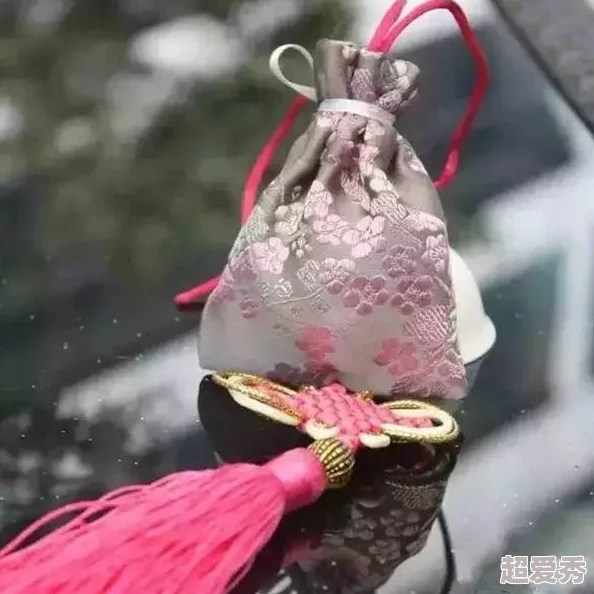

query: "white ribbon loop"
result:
(269, 43), (396, 126)
(268, 44), (318, 101)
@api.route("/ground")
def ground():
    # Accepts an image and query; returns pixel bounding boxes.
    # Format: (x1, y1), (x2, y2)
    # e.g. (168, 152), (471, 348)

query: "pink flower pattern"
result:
(382, 245), (416, 277)
(228, 247), (256, 283)
(343, 276), (390, 316)
(313, 214), (349, 245)
(340, 170), (371, 211)
(402, 209), (445, 234)
(315, 111), (341, 129)
(358, 144), (380, 178)
(319, 258), (355, 294)
(251, 237), (289, 274)
(437, 349), (466, 380)
(304, 180), (333, 219)
(391, 275), (433, 315)
(404, 305), (450, 348)
(422, 234), (448, 273)
(215, 283), (236, 303)
(289, 228), (312, 259)
(374, 339), (419, 377)
(295, 325), (335, 362)
(368, 169), (392, 194)
(403, 143), (428, 174)
(239, 296), (258, 319)
(335, 140), (358, 169)
(390, 373), (448, 399)
(389, 348), (466, 399)
(351, 68), (377, 103)
(273, 203), (304, 236)
(342, 215), (386, 258)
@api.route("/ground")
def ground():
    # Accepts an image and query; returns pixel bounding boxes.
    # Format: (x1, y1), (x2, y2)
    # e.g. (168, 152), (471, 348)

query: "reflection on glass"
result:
(199, 375), (460, 594)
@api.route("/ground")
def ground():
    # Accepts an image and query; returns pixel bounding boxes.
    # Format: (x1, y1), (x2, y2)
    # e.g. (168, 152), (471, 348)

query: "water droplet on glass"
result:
(112, 318), (118, 324)
(554, 498), (560, 504)
(29, 314), (36, 320)
(63, 342), (69, 350)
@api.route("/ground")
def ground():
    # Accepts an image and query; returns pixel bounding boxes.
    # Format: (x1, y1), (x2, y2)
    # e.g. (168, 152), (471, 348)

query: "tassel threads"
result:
(0, 441), (354, 594)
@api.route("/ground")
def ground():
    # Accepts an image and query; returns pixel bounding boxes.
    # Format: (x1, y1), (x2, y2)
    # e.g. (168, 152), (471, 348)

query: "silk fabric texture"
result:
(199, 39), (467, 399)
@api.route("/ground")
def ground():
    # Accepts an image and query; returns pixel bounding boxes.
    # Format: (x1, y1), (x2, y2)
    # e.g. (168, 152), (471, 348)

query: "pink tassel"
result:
(0, 448), (328, 594)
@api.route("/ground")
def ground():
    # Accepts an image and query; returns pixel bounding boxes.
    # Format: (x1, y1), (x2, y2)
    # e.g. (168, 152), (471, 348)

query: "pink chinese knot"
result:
(292, 383), (433, 449)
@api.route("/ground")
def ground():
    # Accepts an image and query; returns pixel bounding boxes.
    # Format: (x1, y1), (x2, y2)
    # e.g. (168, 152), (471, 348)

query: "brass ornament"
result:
(309, 438), (355, 489)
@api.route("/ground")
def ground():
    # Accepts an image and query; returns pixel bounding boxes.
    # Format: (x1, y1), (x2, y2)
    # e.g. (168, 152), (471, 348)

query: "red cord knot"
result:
(264, 448), (326, 513)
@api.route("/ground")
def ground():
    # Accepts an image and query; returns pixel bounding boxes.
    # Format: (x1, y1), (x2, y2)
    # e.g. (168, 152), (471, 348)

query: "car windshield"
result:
(1, 1), (593, 592)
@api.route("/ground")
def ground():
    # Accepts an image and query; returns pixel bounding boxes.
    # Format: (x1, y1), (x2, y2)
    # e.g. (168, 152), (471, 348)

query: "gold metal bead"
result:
(308, 438), (355, 489)
(355, 390), (374, 402)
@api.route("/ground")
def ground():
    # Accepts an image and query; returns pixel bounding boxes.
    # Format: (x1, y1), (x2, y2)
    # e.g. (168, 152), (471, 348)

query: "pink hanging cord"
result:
(174, 0), (489, 309)
(376, 0), (489, 189)
(367, 0), (408, 50)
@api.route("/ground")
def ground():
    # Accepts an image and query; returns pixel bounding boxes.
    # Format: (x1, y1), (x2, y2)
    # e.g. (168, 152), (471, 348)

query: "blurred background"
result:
(1, 0), (593, 591)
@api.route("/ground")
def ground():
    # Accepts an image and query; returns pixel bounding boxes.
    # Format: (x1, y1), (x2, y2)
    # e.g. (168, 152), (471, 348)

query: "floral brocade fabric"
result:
(199, 39), (467, 399)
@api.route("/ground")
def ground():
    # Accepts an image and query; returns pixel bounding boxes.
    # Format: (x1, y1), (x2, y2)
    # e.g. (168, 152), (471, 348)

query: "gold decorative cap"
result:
(309, 438), (355, 489)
